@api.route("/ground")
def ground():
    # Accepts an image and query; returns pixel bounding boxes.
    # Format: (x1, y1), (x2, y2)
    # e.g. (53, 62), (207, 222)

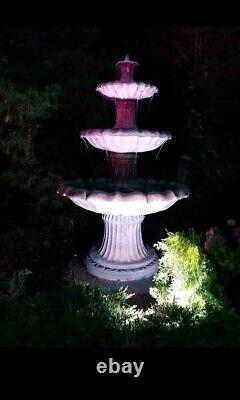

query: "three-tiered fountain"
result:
(58, 56), (189, 286)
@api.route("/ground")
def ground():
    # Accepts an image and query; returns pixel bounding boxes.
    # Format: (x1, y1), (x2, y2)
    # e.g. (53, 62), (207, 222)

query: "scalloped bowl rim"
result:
(80, 129), (171, 139)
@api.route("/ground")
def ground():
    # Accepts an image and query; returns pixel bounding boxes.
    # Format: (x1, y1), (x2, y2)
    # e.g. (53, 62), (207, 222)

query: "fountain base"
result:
(65, 255), (155, 297)
(85, 245), (158, 281)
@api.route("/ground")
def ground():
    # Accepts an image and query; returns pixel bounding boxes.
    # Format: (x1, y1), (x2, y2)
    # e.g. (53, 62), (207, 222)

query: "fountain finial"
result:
(117, 55), (138, 82)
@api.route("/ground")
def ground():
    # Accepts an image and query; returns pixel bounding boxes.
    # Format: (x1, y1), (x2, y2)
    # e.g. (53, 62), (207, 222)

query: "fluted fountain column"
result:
(99, 215), (147, 262)
(86, 214), (158, 281)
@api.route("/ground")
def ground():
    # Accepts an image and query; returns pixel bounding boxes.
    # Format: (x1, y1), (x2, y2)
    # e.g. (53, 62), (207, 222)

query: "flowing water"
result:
(155, 142), (165, 160)
(82, 137), (97, 182)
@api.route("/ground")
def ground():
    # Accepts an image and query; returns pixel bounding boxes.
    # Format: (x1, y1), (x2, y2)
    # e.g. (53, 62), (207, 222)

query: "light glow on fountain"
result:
(57, 182), (188, 216)
(58, 56), (189, 282)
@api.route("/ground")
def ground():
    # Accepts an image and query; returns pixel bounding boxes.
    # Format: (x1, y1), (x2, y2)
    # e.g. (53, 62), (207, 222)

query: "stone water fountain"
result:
(58, 56), (189, 286)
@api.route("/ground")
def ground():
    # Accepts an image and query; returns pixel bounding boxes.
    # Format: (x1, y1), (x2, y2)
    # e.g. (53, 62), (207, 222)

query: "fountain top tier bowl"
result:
(96, 55), (158, 100)
(57, 179), (189, 216)
(82, 57), (165, 152)
(96, 81), (158, 100)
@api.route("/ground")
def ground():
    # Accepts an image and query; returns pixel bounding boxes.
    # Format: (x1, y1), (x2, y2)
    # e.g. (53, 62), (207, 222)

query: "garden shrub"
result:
(150, 231), (226, 318)
(0, 268), (31, 298)
(210, 240), (240, 284)
(0, 276), (144, 347)
(0, 77), (87, 272)
(0, 265), (240, 347)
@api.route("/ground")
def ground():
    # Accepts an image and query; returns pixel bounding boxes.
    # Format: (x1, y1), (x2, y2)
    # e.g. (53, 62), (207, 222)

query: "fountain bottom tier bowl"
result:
(85, 214), (159, 281)
(58, 179), (189, 281)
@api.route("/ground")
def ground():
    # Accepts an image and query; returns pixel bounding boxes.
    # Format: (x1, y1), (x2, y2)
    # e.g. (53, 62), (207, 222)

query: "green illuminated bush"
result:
(0, 266), (240, 347)
(0, 277), (144, 347)
(150, 232), (226, 317)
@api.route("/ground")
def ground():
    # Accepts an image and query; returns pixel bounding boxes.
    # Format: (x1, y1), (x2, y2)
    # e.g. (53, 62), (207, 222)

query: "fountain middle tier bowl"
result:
(96, 81), (158, 100)
(57, 179), (189, 216)
(80, 129), (171, 153)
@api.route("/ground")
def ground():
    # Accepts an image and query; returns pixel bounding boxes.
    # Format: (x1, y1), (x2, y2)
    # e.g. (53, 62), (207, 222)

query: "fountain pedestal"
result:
(85, 214), (158, 281)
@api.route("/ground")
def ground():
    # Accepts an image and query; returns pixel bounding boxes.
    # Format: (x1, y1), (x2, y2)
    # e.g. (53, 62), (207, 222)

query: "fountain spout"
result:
(116, 56), (139, 83)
